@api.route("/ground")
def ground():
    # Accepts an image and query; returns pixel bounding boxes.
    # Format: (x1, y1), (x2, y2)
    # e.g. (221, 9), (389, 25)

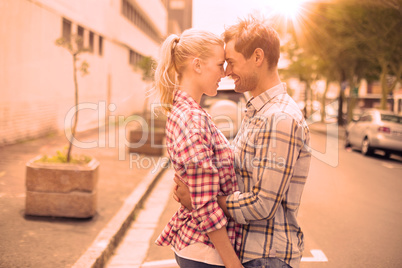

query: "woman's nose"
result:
(225, 65), (232, 76)
(221, 68), (226, 78)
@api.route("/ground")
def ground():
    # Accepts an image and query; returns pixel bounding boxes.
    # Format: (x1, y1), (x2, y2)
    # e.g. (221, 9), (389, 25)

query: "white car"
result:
(345, 109), (402, 157)
(200, 89), (247, 139)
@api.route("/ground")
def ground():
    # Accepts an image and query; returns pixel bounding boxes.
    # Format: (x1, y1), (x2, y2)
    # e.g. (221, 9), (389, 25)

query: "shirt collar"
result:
(247, 82), (287, 112)
(173, 89), (201, 109)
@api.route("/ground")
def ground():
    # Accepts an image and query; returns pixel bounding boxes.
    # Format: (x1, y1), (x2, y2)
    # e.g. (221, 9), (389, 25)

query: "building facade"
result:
(0, 0), (168, 145)
(167, 0), (192, 34)
(345, 80), (400, 113)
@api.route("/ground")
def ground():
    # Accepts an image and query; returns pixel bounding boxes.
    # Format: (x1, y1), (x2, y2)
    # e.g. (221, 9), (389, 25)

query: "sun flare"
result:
(272, 0), (307, 20)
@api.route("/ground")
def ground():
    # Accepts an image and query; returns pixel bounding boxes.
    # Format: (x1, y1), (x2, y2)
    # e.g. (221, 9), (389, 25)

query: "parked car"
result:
(200, 88), (247, 139)
(345, 109), (402, 157)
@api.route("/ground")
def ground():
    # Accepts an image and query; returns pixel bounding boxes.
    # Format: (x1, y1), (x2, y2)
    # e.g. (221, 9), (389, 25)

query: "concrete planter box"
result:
(144, 113), (167, 129)
(25, 156), (99, 218)
(128, 112), (167, 156)
(129, 127), (166, 156)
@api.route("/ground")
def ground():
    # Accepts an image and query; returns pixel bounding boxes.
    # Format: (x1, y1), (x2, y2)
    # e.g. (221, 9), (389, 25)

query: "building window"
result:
(88, 31), (94, 53)
(61, 18), (104, 56)
(62, 18), (71, 42)
(121, 0), (161, 42)
(122, 0), (129, 17)
(129, 49), (144, 67)
(77, 25), (84, 50)
(129, 50), (134, 65)
(99, 35), (103, 56)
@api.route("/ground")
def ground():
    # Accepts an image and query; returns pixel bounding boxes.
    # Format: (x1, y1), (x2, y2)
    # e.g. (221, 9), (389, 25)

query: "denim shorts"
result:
(243, 257), (291, 268)
(174, 254), (225, 268)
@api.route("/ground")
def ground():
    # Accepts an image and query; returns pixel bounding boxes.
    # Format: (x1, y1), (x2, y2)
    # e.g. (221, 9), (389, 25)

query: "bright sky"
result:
(193, 0), (310, 71)
(193, 0), (309, 35)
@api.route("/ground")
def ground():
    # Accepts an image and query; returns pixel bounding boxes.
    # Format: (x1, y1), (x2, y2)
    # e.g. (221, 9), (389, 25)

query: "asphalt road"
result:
(299, 132), (402, 267)
(136, 131), (402, 267)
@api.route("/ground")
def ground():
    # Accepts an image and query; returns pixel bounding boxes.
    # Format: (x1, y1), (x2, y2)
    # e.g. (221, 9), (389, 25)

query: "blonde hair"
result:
(154, 28), (224, 112)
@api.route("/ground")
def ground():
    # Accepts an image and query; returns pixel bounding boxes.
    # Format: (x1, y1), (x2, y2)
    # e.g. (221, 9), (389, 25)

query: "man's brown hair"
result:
(223, 15), (280, 69)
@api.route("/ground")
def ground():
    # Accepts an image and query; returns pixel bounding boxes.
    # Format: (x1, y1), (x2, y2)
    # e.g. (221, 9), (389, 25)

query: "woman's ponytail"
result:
(154, 34), (180, 112)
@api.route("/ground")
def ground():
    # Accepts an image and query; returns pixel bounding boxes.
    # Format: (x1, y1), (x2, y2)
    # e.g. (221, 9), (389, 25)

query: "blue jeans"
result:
(174, 254), (225, 268)
(243, 257), (291, 268)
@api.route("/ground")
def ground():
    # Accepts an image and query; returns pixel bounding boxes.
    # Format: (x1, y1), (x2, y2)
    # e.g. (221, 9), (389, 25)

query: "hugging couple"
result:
(153, 15), (311, 268)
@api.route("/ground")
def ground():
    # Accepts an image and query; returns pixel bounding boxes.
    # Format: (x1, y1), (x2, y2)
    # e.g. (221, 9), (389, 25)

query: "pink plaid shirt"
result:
(156, 90), (242, 254)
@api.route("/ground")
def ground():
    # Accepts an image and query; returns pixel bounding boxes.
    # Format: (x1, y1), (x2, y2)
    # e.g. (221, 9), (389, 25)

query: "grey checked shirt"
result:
(227, 83), (311, 267)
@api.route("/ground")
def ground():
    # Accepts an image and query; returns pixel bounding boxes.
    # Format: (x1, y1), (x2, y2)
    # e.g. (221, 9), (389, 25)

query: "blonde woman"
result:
(154, 28), (243, 268)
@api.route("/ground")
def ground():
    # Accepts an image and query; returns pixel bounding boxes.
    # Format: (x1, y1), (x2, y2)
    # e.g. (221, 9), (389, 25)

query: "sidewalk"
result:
(106, 167), (178, 268)
(0, 126), (169, 268)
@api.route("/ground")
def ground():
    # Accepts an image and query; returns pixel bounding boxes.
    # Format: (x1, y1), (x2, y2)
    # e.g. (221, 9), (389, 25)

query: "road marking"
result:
(140, 249), (329, 267)
(382, 163), (394, 169)
(301, 249), (328, 262)
(141, 259), (178, 268)
(381, 163), (402, 169)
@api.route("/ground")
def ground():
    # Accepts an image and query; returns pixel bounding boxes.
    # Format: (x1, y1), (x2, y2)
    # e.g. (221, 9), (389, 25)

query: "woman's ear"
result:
(254, 48), (264, 67)
(192, 58), (202, 74)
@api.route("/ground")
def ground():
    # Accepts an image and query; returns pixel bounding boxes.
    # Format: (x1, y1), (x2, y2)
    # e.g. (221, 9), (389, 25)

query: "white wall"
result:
(0, 0), (167, 145)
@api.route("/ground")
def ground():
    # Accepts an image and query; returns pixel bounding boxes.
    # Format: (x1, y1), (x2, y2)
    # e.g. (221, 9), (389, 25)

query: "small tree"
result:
(55, 35), (89, 163)
(134, 56), (157, 118)
(136, 56), (156, 83)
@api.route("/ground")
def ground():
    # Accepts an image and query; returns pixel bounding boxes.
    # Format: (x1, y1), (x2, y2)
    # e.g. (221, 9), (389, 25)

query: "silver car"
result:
(345, 109), (402, 157)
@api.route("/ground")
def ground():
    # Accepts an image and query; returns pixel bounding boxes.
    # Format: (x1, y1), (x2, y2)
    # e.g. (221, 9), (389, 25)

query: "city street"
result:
(298, 131), (402, 267)
(3, 1), (402, 267)
(109, 130), (402, 268)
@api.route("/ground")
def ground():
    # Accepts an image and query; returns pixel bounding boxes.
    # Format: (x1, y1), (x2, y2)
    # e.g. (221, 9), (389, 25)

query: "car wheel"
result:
(344, 133), (351, 148)
(361, 137), (373, 156)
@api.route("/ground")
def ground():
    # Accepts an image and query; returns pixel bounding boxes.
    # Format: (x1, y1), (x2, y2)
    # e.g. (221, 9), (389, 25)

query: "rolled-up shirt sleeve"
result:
(226, 113), (305, 224)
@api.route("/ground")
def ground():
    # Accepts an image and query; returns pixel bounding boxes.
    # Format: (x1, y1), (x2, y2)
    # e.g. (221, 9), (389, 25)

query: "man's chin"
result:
(234, 86), (246, 93)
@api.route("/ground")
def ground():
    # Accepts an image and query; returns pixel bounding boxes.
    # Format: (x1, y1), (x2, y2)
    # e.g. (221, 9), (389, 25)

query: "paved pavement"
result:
(0, 121), (342, 268)
(0, 126), (169, 268)
(106, 167), (178, 268)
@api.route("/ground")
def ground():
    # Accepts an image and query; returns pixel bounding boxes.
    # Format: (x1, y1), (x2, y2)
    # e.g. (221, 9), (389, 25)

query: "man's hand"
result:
(173, 174), (193, 210)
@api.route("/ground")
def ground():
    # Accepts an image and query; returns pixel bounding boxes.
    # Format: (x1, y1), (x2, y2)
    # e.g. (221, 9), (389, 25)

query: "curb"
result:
(308, 123), (346, 140)
(72, 159), (170, 268)
(311, 128), (346, 140)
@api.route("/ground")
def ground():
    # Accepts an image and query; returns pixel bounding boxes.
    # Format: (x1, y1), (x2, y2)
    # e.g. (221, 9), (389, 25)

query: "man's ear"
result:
(192, 58), (202, 74)
(254, 48), (264, 67)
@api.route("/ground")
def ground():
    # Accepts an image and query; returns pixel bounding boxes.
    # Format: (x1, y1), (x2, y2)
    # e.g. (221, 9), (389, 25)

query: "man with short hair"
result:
(176, 16), (311, 268)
